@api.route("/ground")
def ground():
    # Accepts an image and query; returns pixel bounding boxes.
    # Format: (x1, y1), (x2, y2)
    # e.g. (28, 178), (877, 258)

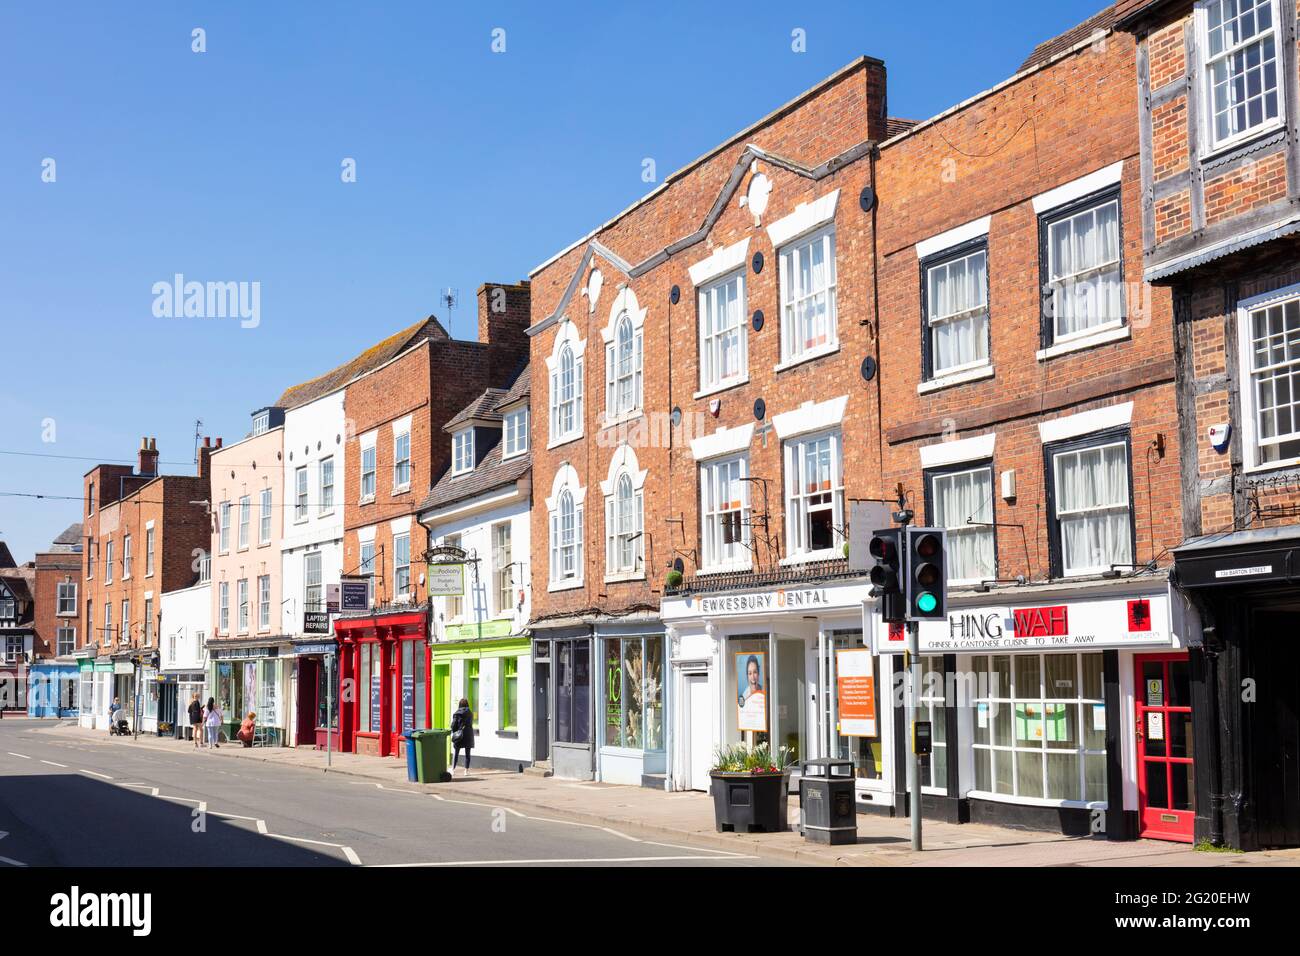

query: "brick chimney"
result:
(197, 436), (222, 481)
(138, 437), (159, 477)
(477, 281), (531, 382)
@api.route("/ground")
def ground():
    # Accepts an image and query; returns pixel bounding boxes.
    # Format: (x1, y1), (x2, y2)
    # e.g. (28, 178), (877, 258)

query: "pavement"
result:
(12, 718), (1300, 867)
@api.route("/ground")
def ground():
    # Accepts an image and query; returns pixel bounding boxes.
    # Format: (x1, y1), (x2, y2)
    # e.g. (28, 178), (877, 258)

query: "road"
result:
(0, 721), (775, 867)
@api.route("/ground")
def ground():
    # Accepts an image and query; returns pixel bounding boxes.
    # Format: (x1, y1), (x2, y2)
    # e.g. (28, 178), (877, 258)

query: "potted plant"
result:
(709, 743), (792, 833)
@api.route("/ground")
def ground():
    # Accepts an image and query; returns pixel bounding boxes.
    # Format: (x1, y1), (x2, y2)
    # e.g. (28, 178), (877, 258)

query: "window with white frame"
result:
(4, 635), (21, 663)
(219, 502), (231, 553)
(550, 343), (583, 443)
(360, 443), (376, 501)
(1042, 191), (1122, 344)
(259, 488), (272, 543)
(393, 430), (411, 490)
(393, 534), (411, 598)
(102, 601), (110, 642)
(57, 625), (75, 657)
(606, 472), (643, 575)
(550, 489), (583, 585)
(143, 596), (153, 646)
(0, 585), (14, 622)
(88, 481), (95, 516)
(1200, 0), (1283, 152)
(924, 243), (990, 377)
(1049, 434), (1133, 577)
(121, 598), (130, 643)
(699, 271), (746, 391)
(970, 652), (1107, 803)
(319, 457), (334, 514)
(237, 579), (249, 633)
(784, 431), (844, 557)
(605, 312), (643, 419)
(929, 465), (996, 584)
(218, 581), (229, 634)
(87, 537), (94, 579)
(122, 534), (132, 579)
(919, 657), (949, 792)
(295, 467), (308, 520)
(57, 581), (77, 616)
(779, 226), (838, 364)
(258, 574), (270, 630)
(452, 430), (474, 475)
(503, 406), (528, 457)
(359, 541), (375, 607)
(304, 551), (322, 613)
(492, 522), (513, 616)
(700, 454), (750, 570)
(199, 551), (211, 584)
(105, 539), (114, 581)
(1241, 289), (1300, 467)
(145, 527), (155, 576)
(238, 495), (251, 548)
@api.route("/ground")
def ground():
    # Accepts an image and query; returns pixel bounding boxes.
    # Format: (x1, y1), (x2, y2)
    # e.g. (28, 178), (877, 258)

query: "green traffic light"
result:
(916, 592), (938, 614)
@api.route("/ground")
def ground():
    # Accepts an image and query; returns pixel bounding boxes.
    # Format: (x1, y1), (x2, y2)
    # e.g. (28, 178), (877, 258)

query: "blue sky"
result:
(0, 0), (1112, 561)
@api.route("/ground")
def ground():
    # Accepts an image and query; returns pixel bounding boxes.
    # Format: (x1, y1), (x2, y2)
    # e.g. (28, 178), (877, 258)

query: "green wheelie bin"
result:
(411, 728), (451, 783)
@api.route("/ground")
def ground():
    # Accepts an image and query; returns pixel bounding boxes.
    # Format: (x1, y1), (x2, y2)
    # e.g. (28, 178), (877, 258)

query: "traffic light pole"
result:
(907, 619), (922, 852)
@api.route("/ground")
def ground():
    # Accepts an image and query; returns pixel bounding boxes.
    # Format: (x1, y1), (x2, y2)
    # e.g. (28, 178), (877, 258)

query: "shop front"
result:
(1172, 527), (1300, 850)
(661, 577), (891, 809)
(291, 639), (340, 751)
(207, 640), (292, 746)
(334, 607), (428, 758)
(26, 661), (78, 718)
(77, 653), (114, 730)
(530, 624), (594, 780)
(595, 623), (666, 787)
(874, 578), (1188, 841)
(158, 670), (207, 740)
(431, 620), (531, 771)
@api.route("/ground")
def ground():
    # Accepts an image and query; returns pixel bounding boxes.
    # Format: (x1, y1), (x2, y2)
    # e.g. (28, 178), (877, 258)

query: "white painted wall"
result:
(160, 582), (210, 673)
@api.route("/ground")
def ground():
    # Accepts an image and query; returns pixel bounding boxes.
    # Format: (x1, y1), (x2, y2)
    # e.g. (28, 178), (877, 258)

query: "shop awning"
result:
(1172, 526), (1300, 589)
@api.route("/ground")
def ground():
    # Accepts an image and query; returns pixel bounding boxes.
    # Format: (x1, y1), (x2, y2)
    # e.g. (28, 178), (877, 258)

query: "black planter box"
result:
(710, 772), (790, 833)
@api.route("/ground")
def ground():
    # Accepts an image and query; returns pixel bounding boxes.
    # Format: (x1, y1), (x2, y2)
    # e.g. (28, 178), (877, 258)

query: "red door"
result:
(1135, 652), (1195, 842)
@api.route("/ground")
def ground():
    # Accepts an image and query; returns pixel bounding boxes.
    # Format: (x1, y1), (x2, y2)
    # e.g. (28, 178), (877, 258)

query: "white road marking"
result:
(0, 832), (23, 867)
(78, 769), (113, 780)
(5, 753), (29, 759)
(266, 832), (361, 865)
(39, 760), (67, 768)
(371, 854), (759, 867)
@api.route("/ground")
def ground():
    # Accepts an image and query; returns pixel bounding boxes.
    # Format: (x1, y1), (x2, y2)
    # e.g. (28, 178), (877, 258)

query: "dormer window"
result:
(503, 406), (529, 458)
(0, 584), (14, 622)
(251, 411), (270, 436)
(452, 429), (475, 475)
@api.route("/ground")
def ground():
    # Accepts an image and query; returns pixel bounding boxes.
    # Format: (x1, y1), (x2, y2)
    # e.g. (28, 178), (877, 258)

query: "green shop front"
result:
(430, 620), (531, 772)
(207, 639), (291, 746)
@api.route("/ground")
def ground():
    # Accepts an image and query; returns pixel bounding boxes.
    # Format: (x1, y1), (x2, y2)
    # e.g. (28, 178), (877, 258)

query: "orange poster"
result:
(836, 648), (877, 738)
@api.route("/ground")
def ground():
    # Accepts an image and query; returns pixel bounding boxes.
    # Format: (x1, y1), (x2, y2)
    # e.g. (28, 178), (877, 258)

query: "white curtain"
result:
(1058, 444), (1131, 573)
(929, 251), (988, 374)
(934, 469), (995, 581)
(1051, 201), (1121, 338)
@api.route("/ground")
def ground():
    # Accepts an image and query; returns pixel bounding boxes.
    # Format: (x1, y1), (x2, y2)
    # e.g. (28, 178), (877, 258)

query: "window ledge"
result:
(1037, 322), (1129, 360)
(546, 431), (584, 451)
(496, 729), (519, 739)
(774, 342), (840, 374)
(780, 549), (843, 567)
(603, 572), (646, 585)
(501, 448), (528, 461)
(358, 496), (376, 506)
(547, 578), (585, 593)
(391, 485), (411, 497)
(695, 563), (754, 577)
(694, 375), (750, 400)
(966, 789), (1106, 811)
(1242, 456), (1300, 475)
(1200, 120), (1287, 165)
(918, 364), (995, 394)
(600, 409), (644, 430)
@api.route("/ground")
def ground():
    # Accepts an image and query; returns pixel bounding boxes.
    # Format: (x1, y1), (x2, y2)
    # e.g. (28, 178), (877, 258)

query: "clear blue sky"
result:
(0, 0), (1112, 561)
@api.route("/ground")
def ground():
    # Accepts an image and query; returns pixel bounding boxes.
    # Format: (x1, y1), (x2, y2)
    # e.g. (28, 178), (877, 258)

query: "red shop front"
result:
(334, 608), (431, 758)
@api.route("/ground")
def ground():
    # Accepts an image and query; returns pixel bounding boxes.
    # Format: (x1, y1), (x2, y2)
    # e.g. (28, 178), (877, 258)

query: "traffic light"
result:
(869, 529), (905, 624)
(906, 527), (948, 622)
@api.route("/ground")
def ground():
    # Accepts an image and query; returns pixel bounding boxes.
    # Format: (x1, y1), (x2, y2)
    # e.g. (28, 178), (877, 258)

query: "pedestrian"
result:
(111, 701), (129, 737)
(237, 711), (256, 748)
(187, 693), (204, 748)
(107, 695), (121, 736)
(450, 697), (474, 777)
(204, 696), (222, 749)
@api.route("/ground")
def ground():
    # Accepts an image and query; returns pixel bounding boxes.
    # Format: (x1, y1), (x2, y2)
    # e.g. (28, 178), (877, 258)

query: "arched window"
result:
(550, 488), (583, 584)
(549, 333), (584, 443)
(606, 470), (643, 574)
(605, 312), (643, 418)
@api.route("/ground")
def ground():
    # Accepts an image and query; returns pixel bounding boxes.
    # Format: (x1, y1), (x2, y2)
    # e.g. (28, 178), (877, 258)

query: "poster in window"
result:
(370, 665), (382, 733)
(1016, 703), (1043, 741)
(835, 648), (877, 737)
(1147, 711), (1165, 742)
(243, 662), (257, 718)
(735, 652), (767, 733)
(402, 671), (414, 732)
(1146, 679), (1163, 707)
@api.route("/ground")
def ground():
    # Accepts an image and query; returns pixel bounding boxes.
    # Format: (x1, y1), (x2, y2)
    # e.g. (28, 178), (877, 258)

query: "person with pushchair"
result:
(109, 697), (129, 736)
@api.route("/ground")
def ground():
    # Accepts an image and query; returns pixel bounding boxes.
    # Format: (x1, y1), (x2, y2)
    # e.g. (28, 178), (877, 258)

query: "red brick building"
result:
(1117, 0), (1300, 850)
(78, 438), (215, 732)
(331, 286), (530, 757)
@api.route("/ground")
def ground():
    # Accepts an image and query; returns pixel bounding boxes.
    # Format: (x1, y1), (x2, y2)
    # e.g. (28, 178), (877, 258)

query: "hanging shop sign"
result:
(326, 583), (341, 614)
(427, 563), (465, 597)
(304, 610), (331, 634)
(835, 648), (877, 737)
(293, 642), (337, 657)
(876, 592), (1175, 654)
(735, 651), (767, 732)
(341, 577), (370, 612)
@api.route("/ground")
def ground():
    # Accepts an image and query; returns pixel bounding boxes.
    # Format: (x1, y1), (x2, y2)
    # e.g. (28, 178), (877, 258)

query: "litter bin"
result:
(799, 758), (857, 845)
(403, 731), (420, 783)
(409, 728), (451, 783)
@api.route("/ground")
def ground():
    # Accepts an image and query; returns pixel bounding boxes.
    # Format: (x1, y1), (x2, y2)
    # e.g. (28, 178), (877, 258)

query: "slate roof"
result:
(0, 566), (35, 604)
(494, 367), (531, 410)
(884, 117), (920, 139)
(273, 316), (450, 411)
(51, 523), (83, 552)
(419, 443), (531, 515)
(1018, 4), (1119, 73)
(444, 389), (508, 433)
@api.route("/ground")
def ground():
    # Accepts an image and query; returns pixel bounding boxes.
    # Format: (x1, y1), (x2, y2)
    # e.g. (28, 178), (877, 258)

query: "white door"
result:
(687, 674), (712, 792)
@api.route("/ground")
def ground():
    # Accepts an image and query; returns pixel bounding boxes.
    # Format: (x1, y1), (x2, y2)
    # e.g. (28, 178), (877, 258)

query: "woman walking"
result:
(450, 698), (474, 777)
(204, 696), (223, 749)
(187, 693), (204, 749)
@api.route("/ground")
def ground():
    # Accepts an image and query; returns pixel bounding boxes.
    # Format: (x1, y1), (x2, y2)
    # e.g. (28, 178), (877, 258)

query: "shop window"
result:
(970, 652), (1107, 804)
(317, 658), (338, 731)
(466, 658), (480, 719)
(1046, 431), (1134, 577)
(501, 657), (519, 732)
(923, 241), (989, 379)
(603, 636), (662, 751)
(783, 431), (844, 559)
(919, 657), (948, 792)
(1239, 286), (1300, 468)
(700, 454), (750, 570)
(927, 464), (996, 584)
(554, 639), (590, 745)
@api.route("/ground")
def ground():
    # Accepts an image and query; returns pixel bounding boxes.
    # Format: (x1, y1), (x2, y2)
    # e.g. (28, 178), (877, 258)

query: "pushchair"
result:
(109, 712), (130, 736)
